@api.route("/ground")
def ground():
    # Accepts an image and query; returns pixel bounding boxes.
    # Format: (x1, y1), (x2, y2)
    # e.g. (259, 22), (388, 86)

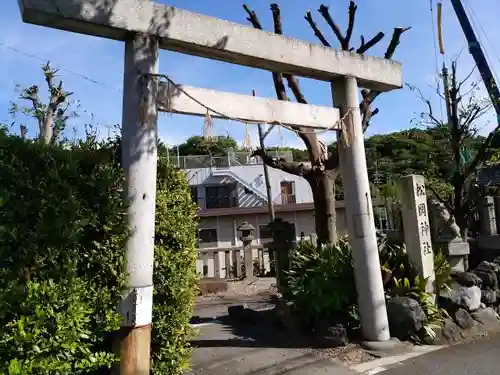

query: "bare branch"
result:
(243, 4), (262, 29)
(384, 27), (412, 59)
(244, 4), (318, 157)
(305, 10), (331, 47)
(251, 148), (312, 176)
(318, 4), (346, 48)
(356, 32), (385, 54)
(344, 1), (357, 49)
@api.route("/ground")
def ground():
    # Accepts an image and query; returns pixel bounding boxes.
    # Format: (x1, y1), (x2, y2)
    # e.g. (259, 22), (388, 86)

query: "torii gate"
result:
(17, 0), (402, 373)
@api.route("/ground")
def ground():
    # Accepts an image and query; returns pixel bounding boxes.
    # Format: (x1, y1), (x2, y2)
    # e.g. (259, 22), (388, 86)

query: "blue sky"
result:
(1, 0), (499, 149)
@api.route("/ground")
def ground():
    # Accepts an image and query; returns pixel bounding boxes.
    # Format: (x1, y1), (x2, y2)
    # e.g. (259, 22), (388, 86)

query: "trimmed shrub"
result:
(0, 133), (127, 374)
(0, 133), (198, 375)
(151, 160), (199, 374)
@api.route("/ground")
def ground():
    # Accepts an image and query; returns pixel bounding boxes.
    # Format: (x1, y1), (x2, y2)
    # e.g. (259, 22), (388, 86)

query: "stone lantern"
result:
(237, 222), (255, 278)
(237, 222), (255, 242)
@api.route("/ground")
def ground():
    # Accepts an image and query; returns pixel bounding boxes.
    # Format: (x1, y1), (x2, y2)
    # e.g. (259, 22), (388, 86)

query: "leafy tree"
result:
(409, 59), (499, 239)
(177, 135), (239, 156)
(10, 62), (76, 144)
(243, 1), (409, 245)
(266, 146), (309, 162)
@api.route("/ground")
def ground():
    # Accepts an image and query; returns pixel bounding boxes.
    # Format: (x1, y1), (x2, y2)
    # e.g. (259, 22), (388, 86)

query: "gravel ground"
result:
(311, 343), (379, 366)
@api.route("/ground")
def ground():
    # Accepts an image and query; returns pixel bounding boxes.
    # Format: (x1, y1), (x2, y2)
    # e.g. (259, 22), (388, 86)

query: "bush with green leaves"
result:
(0, 133), (127, 374)
(151, 160), (199, 374)
(284, 238), (358, 330)
(285, 236), (453, 340)
(0, 132), (198, 375)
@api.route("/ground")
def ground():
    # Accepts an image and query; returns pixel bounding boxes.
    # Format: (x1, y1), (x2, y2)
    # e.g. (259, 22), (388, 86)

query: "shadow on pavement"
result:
(191, 309), (312, 349)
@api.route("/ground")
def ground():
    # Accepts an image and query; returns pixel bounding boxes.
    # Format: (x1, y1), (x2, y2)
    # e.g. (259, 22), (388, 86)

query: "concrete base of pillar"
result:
(360, 337), (410, 353)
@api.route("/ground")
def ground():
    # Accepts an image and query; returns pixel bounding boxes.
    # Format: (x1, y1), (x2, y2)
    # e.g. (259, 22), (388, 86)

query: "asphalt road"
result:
(380, 335), (500, 375)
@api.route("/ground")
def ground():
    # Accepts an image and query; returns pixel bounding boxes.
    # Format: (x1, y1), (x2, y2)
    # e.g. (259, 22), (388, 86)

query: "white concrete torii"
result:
(17, 0), (403, 373)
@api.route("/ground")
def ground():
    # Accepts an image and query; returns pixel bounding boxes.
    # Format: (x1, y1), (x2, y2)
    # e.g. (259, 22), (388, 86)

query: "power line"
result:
(0, 40), (120, 92)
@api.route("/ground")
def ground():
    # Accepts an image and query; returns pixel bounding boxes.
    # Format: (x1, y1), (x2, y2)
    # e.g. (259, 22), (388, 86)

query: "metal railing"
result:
(163, 150), (294, 169)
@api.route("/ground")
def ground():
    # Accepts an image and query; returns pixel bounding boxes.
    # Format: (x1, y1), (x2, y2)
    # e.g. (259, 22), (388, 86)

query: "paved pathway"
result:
(187, 322), (357, 375)
(189, 294), (357, 375)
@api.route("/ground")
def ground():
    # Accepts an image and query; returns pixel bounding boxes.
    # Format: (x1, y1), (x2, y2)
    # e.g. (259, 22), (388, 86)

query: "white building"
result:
(176, 151), (351, 250)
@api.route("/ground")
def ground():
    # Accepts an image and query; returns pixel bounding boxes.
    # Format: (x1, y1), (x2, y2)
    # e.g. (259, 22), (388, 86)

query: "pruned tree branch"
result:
(19, 61), (72, 144)
(345, 1), (357, 49)
(318, 4), (346, 48)
(251, 148), (312, 177)
(384, 27), (411, 59)
(356, 32), (385, 54)
(305, 10), (331, 47)
(244, 2), (409, 174)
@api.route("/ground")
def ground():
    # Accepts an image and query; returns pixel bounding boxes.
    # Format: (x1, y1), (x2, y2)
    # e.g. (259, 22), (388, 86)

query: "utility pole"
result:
(450, 0), (500, 119)
(253, 90), (275, 222)
(442, 64), (453, 124)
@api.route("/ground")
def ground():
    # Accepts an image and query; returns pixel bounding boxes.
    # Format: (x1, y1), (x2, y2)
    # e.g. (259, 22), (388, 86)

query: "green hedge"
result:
(0, 133), (198, 374)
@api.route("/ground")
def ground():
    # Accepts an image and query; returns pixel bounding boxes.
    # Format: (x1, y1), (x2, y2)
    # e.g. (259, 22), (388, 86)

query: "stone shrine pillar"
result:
(481, 196), (497, 236)
(494, 196), (500, 234)
(399, 175), (435, 296)
(268, 218), (295, 292)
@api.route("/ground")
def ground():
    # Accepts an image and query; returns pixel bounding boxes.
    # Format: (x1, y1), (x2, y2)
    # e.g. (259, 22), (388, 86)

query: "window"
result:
(280, 180), (296, 204)
(205, 185), (237, 208)
(198, 228), (218, 248)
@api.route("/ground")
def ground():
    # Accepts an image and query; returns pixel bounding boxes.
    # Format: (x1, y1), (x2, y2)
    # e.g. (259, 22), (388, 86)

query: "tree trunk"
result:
(309, 174), (337, 246)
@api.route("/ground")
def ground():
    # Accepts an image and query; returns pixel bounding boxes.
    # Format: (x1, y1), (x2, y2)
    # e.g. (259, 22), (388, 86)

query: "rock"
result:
(456, 272), (482, 287)
(440, 283), (481, 312)
(473, 269), (498, 289)
(227, 304), (261, 323)
(471, 307), (499, 325)
(477, 261), (500, 273)
(473, 261), (499, 289)
(228, 304), (247, 319)
(424, 318), (462, 345)
(275, 299), (298, 332)
(441, 318), (462, 341)
(454, 308), (476, 329)
(481, 288), (497, 306)
(491, 257), (500, 267)
(387, 296), (426, 341)
(314, 323), (348, 348)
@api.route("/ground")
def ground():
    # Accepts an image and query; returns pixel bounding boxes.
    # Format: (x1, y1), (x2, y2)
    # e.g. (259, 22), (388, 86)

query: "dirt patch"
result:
(197, 277), (276, 300)
(310, 343), (378, 366)
(198, 278), (228, 296)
